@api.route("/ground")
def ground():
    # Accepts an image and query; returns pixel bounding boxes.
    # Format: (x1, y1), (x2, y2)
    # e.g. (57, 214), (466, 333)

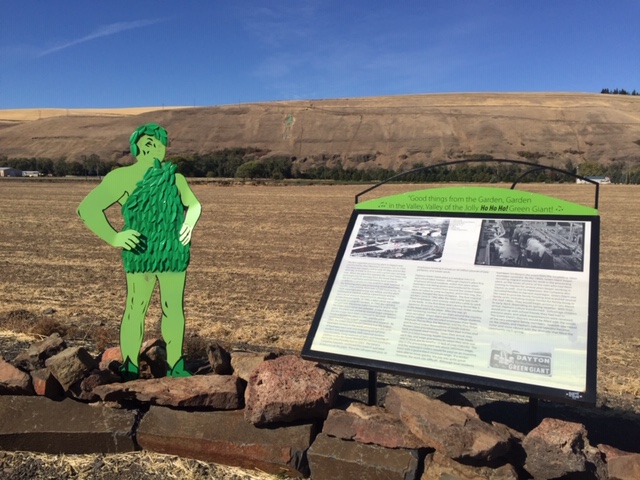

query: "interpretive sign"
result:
(302, 186), (599, 405)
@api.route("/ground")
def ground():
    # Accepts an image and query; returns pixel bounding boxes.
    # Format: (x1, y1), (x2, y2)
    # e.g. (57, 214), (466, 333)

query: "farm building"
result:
(0, 167), (22, 177)
(576, 175), (611, 184)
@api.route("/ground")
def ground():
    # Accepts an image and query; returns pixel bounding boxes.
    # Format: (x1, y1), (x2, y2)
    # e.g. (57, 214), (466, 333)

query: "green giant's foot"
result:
(120, 357), (139, 382)
(168, 357), (192, 377)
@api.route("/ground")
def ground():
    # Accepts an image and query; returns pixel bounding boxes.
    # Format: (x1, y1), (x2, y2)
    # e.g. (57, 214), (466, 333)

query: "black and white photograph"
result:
(350, 215), (449, 261)
(475, 219), (585, 272)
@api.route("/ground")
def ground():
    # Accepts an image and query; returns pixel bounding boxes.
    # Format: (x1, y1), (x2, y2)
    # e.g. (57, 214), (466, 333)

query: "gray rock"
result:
(0, 395), (136, 453)
(0, 356), (34, 395)
(323, 401), (424, 449)
(12, 333), (66, 372)
(138, 340), (167, 379)
(230, 351), (275, 382)
(207, 342), (232, 375)
(308, 433), (419, 480)
(584, 443), (608, 480)
(92, 374), (244, 409)
(385, 386), (512, 462)
(44, 346), (97, 391)
(244, 354), (343, 426)
(138, 406), (313, 477)
(522, 417), (594, 479)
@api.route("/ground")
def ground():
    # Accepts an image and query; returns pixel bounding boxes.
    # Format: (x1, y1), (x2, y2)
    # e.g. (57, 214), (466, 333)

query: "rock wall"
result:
(1, 333), (640, 479)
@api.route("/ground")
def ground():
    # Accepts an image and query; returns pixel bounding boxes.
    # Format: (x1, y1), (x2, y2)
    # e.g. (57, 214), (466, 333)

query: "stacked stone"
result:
(1, 333), (640, 479)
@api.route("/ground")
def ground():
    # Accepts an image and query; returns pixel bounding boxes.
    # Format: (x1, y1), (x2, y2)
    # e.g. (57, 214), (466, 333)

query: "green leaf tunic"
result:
(121, 160), (190, 273)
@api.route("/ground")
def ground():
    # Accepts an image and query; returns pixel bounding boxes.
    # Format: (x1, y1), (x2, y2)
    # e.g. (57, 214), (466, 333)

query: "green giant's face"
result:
(135, 134), (166, 163)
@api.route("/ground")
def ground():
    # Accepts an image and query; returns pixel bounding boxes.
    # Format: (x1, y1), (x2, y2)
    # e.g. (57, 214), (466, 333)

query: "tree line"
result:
(2, 150), (639, 184)
(600, 88), (639, 95)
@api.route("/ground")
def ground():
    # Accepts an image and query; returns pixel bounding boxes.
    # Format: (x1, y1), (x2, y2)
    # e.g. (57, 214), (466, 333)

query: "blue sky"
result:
(1, 1), (638, 109)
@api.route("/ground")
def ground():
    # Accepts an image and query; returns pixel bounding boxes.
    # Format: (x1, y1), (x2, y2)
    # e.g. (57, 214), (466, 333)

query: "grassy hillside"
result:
(1, 93), (639, 173)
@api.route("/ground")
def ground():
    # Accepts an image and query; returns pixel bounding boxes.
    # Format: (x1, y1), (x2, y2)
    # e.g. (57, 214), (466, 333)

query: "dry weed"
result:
(0, 450), (277, 479)
(29, 317), (69, 337)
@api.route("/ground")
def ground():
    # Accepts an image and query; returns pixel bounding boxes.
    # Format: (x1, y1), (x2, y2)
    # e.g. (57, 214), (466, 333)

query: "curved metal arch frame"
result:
(355, 159), (600, 210)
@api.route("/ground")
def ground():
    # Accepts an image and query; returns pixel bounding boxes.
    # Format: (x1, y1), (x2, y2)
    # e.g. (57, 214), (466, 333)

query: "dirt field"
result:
(0, 179), (639, 403)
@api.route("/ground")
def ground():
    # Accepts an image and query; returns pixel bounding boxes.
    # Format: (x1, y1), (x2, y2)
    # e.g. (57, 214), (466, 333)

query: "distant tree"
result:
(577, 161), (603, 177)
(36, 157), (53, 175)
(52, 157), (68, 176)
(606, 160), (627, 184)
(81, 153), (102, 176)
(601, 88), (638, 95)
(235, 160), (266, 179)
(67, 161), (84, 176)
(172, 155), (195, 177)
(564, 159), (576, 175)
(262, 156), (292, 179)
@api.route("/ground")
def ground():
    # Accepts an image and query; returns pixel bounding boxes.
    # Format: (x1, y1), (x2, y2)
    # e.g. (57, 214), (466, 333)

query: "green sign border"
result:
(356, 186), (598, 216)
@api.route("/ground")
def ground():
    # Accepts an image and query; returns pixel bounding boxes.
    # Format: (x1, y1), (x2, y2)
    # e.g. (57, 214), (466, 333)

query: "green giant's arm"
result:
(77, 169), (141, 250)
(176, 173), (201, 245)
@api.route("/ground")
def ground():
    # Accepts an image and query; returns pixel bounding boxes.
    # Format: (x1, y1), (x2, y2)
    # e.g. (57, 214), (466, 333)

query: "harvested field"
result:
(0, 179), (639, 404)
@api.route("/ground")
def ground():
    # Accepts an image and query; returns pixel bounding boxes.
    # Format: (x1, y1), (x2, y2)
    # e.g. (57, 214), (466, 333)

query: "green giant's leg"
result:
(157, 271), (188, 374)
(120, 272), (156, 371)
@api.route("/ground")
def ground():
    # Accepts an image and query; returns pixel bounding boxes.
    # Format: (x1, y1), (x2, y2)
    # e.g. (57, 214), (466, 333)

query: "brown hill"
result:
(1, 93), (639, 172)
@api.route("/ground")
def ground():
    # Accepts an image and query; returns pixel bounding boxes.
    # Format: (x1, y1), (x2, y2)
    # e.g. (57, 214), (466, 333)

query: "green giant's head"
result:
(129, 123), (168, 161)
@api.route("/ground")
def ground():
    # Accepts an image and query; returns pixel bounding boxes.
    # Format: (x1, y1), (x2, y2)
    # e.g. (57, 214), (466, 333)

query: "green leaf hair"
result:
(129, 123), (169, 157)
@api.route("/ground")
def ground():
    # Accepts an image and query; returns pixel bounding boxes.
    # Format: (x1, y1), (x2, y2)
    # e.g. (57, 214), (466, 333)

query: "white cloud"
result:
(37, 18), (165, 57)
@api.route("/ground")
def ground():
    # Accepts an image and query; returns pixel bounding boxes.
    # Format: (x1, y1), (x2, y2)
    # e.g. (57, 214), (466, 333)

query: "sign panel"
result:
(302, 187), (599, 404)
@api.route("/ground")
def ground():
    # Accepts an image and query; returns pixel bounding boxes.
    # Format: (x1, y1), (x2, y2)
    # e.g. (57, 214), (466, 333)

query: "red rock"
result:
(422, 451), (519, 479)
(598, 443), (633, 461)
(522, 418), (591, 479)
(384, 386), (512, 462)
(92, 374), (244, 409)
(138, 406), (313, 477)
(99, 339), (165, 373)
(31, 368), (64, 399)
(69, 369), (122, 402)
(0, 355), (34, 395)
(244, 355), (343, 426)
(608, 453), (640, 480)
(323, 402), (424, 449)
(99, 346), (122, 370)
